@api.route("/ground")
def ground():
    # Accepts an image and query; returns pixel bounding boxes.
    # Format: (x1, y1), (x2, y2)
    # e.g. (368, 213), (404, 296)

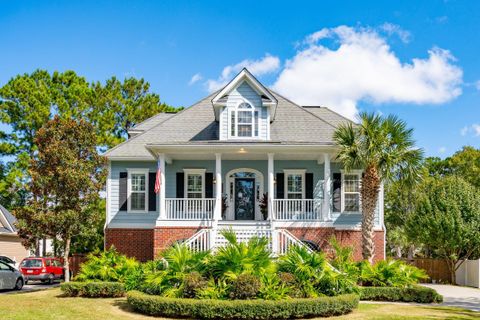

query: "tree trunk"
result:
(395, 246), (402, 259)
(63, 237), (71, 283)
(361, 165), (381, 263)
(445, 259), (457, 284)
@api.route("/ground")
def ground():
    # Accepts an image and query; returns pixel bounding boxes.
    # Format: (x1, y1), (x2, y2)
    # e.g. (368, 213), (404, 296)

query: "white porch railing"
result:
(273, 199), (323, 221)
(185, 229), (211, 252)
(165, 198), (215, 220)
(276, 229), (313, 255)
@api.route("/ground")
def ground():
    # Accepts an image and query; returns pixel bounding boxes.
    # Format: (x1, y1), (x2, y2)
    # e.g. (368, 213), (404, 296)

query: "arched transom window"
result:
(230, 102), (259, 138)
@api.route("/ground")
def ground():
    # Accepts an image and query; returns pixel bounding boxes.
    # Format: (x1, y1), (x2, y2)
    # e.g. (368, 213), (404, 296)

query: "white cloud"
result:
(272, 25), (463, 119)
(205, 54), (280, 92)
(189, 73), (203, 86)
(475, 80), (480, 91)
(461, 124), (480, 137)
(438, 146), (447, 154)
(380, 23), (411, 43)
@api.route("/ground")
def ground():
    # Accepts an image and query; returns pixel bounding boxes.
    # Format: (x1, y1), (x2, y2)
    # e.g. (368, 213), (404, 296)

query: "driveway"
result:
(0, 281), (60, 295)
(421, 284), (480, 312)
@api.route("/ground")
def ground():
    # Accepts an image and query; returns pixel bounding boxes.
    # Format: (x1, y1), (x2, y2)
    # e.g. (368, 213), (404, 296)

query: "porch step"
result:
(217, 220), (271, 229)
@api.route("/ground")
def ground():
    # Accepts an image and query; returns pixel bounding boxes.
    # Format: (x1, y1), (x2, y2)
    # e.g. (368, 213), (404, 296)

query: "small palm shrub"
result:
(209, 229), (274, 280)
(229, 273), (261, 300)
(124, 259), (166, 291)
(258, 273), (292, 300)
(359, 259), (428, 287)
(75, 247), (139, 283)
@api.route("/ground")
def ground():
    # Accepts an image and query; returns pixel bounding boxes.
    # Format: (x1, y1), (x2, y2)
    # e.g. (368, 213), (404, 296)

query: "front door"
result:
(234, 178), (255, 220)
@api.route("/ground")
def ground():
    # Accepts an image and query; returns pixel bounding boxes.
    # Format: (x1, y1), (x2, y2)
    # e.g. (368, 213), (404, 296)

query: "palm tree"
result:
(333, 112), (423, 263)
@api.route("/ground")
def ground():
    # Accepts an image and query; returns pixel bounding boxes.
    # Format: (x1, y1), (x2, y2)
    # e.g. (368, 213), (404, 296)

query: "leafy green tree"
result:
(91, 76), (179, 149)
(447, 146), (480, 189)
(406, 176), (480, 283)
(334, 112), (423, 263)
(14, 116), (106, 281)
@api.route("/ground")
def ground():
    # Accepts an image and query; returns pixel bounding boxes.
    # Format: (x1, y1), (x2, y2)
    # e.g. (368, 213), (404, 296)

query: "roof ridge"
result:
(267, 89), (338, 130)
(130, 112), (174, 131)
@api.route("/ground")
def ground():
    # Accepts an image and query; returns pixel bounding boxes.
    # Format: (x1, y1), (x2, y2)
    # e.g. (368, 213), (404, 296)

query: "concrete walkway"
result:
(421, 284), (480, 312)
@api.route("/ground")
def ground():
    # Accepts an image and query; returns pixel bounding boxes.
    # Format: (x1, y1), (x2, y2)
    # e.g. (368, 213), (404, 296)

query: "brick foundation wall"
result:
(105, 226), (385, 263)
(153, 227), (205, 258)
(105, 228), (154, 262)
(286, 227), (385, 263)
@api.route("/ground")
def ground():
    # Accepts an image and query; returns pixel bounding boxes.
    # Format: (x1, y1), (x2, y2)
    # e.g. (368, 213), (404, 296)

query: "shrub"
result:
(359, 286), (443, 303)
(127, 291), (359, 319)
(75, 247), (139, 283)
(359, 259), (428, 287)
(229, 273), (261, 300)
(61, 281), (126, 298)
(183, 272), (208, 298)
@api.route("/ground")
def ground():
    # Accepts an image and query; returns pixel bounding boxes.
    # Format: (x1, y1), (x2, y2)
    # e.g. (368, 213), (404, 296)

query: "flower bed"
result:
(359, 286), (443, 303)
(61, 281), (125, 298)
(126, 291), (359, 319)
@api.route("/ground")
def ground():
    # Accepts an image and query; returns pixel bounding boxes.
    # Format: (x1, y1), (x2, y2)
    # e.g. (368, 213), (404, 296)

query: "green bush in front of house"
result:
(359, 286), (443, 303)
(61, 281), (125, 298)
(127, 290), (359, 319)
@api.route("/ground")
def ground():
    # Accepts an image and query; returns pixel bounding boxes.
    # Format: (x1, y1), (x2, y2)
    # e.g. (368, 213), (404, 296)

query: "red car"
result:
(20, 257), (65, 284)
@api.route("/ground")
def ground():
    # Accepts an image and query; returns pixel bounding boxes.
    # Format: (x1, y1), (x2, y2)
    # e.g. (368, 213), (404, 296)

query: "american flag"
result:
(154, 159), (161, 194)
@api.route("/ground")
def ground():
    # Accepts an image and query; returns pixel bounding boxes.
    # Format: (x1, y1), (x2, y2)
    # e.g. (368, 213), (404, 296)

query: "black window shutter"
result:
(333, 173), (342, 212)
(276, 173), (284, 199)
(205, 173), (214, 198)
(176, 173), (184, 198)
(119, 172), (128, 211)
(305, 173), (314, 199)
(148, 172), (156, 211)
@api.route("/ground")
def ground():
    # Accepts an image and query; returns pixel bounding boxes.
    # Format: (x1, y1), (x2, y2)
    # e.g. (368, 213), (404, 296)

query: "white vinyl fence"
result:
(456, 259), (480, 288)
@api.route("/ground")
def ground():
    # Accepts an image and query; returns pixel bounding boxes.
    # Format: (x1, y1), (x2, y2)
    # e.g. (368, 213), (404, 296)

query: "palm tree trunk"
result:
(361, 165), (381, 263)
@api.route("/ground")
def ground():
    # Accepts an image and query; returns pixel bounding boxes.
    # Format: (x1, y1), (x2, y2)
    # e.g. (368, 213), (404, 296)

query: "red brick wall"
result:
(105, 227), (385, 263)
(153, 227), (205, 258)
(287, 228), (385, 263)
(105, 228), (154, 262)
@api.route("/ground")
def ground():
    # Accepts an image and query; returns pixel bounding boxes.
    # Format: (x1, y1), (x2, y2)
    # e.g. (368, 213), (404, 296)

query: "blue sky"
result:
(0, 0), (479, 157)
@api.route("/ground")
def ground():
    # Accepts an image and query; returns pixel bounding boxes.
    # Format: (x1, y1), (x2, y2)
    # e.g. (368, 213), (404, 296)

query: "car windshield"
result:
(21, 259), (43, 268)
(0, 256), (14, 264)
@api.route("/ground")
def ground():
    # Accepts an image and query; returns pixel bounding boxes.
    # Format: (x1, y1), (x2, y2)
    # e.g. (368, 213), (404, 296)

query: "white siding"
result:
(219, 81), (269, 140)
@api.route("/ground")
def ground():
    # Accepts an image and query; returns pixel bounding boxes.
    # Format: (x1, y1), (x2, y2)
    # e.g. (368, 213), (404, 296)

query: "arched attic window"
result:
(230, 102), (259, 138)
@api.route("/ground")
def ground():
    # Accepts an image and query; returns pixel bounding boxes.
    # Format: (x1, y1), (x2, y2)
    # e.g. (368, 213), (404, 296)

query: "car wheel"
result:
(47, 274), (54, 285)
(15, 278), (23, 290)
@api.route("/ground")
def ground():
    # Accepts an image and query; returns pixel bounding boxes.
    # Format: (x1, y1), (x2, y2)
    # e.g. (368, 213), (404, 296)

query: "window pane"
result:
(254, 111), (259, 136)
(131, 174), (146, 191)
(238, 125), (252, 137)
(238, 111), (252, 124)
(344, 194), (360, 211)
(131, 192), (146, 210)
(287, 193), (302, 199)
(187, 174), (202, 192)
(187, 192), (202, 199)
(287, 174), (302, 193)
(239, 102), (252, 109)
(231, 111), (235, 136)
(344, 174), (360, 192)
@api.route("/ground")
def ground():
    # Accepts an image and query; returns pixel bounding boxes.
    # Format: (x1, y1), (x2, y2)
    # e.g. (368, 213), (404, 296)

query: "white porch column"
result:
(214, 153), (222, 221)
(323, 153), (331, 221)
(159, 153), (166, 219)
(267, 153), (275, 222)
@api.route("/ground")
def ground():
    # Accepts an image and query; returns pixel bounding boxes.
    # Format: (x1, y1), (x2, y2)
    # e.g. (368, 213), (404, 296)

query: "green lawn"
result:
(0, 288), (478, 320)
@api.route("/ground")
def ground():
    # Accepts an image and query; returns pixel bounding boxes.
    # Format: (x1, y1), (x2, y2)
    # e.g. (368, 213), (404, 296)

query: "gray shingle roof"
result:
(0, 205), (16, 233)
(130, 112), (176, 132)
(301, 106), (353, 127)
(105, 89), (350, 159)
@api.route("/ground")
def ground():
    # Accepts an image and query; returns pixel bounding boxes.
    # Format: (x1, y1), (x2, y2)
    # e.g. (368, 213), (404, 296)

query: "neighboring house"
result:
(104, 69), (385, 262)
(0, 205), (29, 263)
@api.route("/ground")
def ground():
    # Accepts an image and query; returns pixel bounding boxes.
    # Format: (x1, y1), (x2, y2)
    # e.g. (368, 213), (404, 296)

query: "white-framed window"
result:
(127, 169), (149, 213)
(184, 169), (206, 199)
(229, 102), (259, 138)
(341, 170), (362, 212)
(284, 170), (306, 199)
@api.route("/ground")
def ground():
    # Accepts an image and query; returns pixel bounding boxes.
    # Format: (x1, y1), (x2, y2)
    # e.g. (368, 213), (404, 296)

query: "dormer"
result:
(212, 68), (278, 141)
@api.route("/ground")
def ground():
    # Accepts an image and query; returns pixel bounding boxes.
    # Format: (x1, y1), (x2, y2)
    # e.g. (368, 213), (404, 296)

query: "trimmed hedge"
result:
(61, 281), (125, 298)
(126, 291), (359, 319)
(359, 286), (443, 303)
